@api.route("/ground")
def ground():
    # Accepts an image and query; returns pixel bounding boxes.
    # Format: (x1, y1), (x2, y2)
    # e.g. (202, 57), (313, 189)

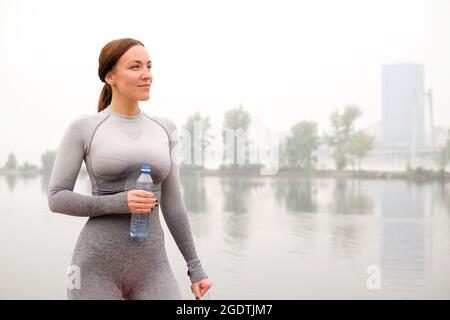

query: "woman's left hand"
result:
(191, 278), (212, 299)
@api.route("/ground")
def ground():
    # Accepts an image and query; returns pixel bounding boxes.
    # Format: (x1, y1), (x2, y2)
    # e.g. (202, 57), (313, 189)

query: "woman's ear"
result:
(105, 70), (115, 86)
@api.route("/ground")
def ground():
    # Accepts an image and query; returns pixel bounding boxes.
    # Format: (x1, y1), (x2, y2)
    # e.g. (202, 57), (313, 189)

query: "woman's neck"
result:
(109, 97), (140, 116)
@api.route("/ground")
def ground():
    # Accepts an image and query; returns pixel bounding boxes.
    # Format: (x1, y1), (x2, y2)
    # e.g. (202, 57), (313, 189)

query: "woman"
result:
(47, 38), (212, 300)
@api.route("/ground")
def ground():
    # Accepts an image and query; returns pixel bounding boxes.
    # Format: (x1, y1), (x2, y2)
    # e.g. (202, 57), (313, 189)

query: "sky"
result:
(1, 0), (449, 166)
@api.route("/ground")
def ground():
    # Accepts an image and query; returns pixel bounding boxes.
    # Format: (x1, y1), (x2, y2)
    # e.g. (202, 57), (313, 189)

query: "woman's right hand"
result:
(127, 190), (158, 214)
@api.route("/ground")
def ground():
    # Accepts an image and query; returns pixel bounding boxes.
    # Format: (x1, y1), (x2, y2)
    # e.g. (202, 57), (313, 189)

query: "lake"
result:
(1, 172), (449, 299)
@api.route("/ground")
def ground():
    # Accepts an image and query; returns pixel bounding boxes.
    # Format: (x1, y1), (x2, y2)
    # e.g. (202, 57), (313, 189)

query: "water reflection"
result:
(180, 172), (207, 213)
(381, 181), (426, 290)
(273, 177), (317, 213)
(381, 181), (425, 219)
(3, 174), (42, 193)
(220, 177), (263, 253)
(41, 171), (51, 194)
(435, 181), (450, 216)
(330, 179), (373, 215)
(221, 177), (257, 214)
(180, 173), (211, 240)
(1, 173), (449, 298)
(285, 213), (318, 257)
(329, 217), (361, 260)
(5, 175), (17, 192)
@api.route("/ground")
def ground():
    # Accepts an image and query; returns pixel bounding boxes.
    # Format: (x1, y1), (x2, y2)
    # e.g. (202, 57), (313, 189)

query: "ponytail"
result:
(97, 83), (112, 112)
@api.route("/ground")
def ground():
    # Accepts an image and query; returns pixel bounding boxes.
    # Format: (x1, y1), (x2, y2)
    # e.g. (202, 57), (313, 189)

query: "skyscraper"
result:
(381, 64), (425, 148)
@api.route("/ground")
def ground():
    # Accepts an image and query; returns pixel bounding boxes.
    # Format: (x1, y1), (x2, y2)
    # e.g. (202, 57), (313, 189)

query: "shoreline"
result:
(180, 167), (450, 181)
(1, 167), (450, 181)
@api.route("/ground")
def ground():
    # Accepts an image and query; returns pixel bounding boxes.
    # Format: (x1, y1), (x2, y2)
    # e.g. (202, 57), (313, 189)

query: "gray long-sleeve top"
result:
(47, 105), (207, 283)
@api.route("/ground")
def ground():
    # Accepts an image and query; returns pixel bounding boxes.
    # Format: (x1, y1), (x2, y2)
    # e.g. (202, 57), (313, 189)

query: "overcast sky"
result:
(1, 0), (449, 166)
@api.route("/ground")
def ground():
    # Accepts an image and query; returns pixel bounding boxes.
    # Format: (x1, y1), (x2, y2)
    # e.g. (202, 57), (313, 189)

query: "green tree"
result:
(41, 150), (57, 173)
(347, 130), (375, 171)
(279, 137), (290, 169)
(434, 129), (450, 174)
(19, 161), (38, 172)
(325, 105), (362, 170)
(5, 153), (18, 170)
(223, 104), (251, 131)
(285, 121), (320, 169)
(182, 112), (212, 168)
(222, 104), (251, 167)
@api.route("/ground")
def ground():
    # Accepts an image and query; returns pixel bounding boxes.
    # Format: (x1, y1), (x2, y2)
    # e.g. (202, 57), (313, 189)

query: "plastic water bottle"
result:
(130, 164), (153, 239)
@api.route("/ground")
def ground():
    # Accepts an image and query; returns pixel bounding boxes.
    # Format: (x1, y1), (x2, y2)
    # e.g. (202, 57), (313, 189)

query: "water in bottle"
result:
(130, 164), (153, 239)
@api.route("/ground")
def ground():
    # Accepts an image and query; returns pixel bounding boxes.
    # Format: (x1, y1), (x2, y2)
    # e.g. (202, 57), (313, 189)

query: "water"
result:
(130, 164), (153, 239)
(0, 173), (449, 299)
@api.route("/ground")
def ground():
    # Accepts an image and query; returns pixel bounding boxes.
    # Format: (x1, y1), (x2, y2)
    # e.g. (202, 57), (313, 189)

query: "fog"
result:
(1, 0), (449, 167)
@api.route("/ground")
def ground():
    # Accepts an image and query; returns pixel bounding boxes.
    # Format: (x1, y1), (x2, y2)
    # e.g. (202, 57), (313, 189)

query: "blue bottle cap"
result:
(141, 164), (151, 173)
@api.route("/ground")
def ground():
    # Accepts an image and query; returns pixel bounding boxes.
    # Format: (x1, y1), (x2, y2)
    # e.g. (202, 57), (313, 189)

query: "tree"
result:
(5, 153), (18, 170)
(223, 104), (251, 131)
(19, 161), (38, 172)
(347, 130), (375, 171)
(41, 150), (57, 173)
(222, 104), (251, 167)
(182, 112), (212, 168)
(434, 128), (450, 174)
(285, 121), (320, 169)
(324, 105), (362, 170)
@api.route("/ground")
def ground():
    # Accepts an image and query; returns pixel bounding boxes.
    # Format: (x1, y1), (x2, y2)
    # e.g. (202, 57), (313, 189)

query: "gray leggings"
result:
(67, 214), (182, 300)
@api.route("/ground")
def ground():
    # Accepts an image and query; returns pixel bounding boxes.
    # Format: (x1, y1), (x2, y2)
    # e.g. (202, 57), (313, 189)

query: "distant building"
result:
(381, 64), (425, 148)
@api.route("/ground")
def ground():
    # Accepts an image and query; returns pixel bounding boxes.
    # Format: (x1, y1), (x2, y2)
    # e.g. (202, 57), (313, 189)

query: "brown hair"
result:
(97, 38), (145, 112)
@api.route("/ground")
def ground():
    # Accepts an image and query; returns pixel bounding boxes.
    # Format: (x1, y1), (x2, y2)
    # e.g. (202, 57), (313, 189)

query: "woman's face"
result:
(106, 45), (152, 101)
